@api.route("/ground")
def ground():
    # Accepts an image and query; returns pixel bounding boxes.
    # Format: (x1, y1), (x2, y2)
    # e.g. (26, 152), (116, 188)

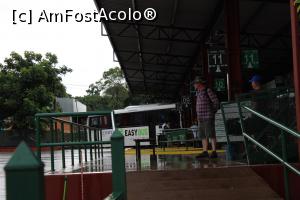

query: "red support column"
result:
(290, 0), (300, 158)
(201, 45), (213, 88)
(224, 0), (243, 100)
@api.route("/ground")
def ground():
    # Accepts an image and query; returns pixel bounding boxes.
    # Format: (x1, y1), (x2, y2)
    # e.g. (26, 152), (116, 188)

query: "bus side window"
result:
(91, 117), (100, 127)
(102, 115), (113, 129)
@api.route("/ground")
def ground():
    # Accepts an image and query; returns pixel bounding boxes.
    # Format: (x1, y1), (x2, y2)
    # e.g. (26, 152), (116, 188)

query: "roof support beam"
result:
(107, 32), (203, 43)
(115, 50), (192, 58)
(241, 2), (266, 33)
(115, 50), (192, 67)
(130, 80), (180, 85)
(202, 0), (224, 44)
(128, 76), (181, 83)
(104, 21), (205, 32)
(132, 0), (147, 92)
(126, 68), (183, 75)
(92, 0), (134, 93)
(162, 0), (179, 92)
(118, 61), (188, 69)
(127, 90), (177, 99)
(165, 0), (179, 55)
(179, 0), (224, 93)
(262, 22), (291, 48)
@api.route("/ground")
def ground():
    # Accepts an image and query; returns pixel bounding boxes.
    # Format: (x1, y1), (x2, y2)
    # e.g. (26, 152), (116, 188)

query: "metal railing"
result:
(220, 88), (295, 162)
(220, 101), (254, 161)
(238, 104), (300, 200)
(33, 111), (126, 200)
(35, 111), (112, 171)
(237, 87), (295, 128)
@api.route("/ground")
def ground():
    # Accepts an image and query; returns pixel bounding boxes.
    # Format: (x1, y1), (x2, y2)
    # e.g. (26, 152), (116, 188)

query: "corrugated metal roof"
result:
(114, 103), (176, 114)
(94, 0), (292, 99)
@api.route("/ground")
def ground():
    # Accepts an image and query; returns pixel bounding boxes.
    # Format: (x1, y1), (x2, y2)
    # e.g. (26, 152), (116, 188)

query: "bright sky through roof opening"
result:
(0, 0), (118, 97)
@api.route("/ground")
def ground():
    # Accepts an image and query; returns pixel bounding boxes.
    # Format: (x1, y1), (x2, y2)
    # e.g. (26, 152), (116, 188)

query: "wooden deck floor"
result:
(127, 166), (281, 200)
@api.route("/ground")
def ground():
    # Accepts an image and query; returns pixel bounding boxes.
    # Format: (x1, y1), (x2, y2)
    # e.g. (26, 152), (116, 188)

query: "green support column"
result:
(89, 128), (93, 161)
(94, 129), (98, 159)
(5, 141), (45, 200)
(35, 117), (41, 160)
(78, 126), (82, 164)
(61, 122), (66, 168)
(84, 127), (88, 162)
(50, 119), (55, 171)
(70, 124), (74, 166)
(111, 130), (127, 199)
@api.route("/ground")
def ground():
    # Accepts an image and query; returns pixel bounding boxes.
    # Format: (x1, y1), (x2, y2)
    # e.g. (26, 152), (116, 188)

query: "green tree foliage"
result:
(80, 67), (168, 111)
(76, 95), (111, 111)
(0, 51), (72, 131)
(86, 67), (126, 95)
(81, 67), (129, 110)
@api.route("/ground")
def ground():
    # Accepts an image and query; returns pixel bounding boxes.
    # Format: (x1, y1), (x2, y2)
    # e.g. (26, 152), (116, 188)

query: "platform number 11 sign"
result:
(242, 50), (259, 69)
(208, 50), (228, 73)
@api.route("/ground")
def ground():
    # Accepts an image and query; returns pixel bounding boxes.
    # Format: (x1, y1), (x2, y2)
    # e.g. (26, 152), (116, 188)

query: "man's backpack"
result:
(205, 88), (220, 113)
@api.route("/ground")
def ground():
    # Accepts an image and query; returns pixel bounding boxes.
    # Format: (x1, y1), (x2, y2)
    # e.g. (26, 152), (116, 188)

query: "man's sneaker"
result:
(210, 151), (218, 159)
(196, 151), (209, 159)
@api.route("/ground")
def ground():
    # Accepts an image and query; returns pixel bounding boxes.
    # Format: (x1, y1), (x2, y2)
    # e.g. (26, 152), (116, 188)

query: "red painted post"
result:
(201, 45), (213, 88)
(290, 0), (300, 158)
(224, 0), (243, 100)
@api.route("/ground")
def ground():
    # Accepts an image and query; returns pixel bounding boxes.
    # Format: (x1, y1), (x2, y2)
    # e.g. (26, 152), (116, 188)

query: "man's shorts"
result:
(197, 119), (216, 139)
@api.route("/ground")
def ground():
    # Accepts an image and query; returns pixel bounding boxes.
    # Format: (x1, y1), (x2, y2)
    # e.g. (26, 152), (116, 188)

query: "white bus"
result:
(87, 104), (180, 147)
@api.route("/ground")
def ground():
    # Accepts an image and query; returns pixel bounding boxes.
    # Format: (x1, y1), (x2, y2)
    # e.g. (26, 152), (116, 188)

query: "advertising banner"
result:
(102, 126), (149, 146)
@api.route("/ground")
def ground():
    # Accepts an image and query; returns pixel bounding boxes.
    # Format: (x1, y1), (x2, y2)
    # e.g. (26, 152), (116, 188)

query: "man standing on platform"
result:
(193, 77), (219, 158)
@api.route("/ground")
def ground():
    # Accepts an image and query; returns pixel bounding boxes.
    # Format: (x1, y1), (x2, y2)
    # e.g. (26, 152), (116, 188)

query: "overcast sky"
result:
(0, 0), (118, 97)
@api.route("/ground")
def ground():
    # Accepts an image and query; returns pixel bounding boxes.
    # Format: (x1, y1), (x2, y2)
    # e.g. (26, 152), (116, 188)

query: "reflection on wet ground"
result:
(70, 150), (246, 173)
(135, 154), (246, 171)
(0, 149), (246, 200)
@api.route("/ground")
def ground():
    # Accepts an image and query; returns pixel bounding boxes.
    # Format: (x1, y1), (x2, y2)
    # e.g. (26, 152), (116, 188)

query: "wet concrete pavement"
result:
(0, 148), (246, 200)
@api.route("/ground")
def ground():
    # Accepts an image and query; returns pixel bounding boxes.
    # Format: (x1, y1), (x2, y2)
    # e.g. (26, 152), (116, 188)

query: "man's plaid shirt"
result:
(196, 88), (219, 121)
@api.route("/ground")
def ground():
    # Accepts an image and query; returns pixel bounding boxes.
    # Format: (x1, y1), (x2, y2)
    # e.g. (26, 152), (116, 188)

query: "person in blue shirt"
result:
(249, 75), (262, 91)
